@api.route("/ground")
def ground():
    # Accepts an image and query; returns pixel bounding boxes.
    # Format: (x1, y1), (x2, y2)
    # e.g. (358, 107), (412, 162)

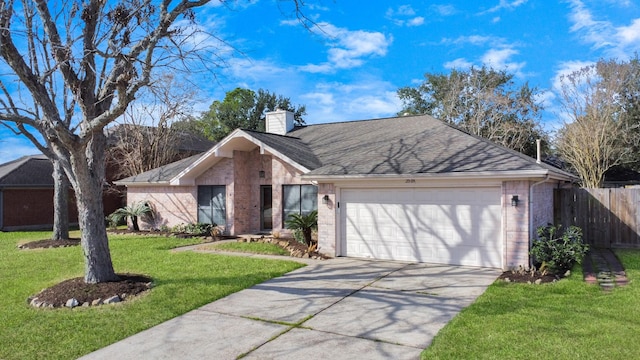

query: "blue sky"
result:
(1, 0), (639, 164)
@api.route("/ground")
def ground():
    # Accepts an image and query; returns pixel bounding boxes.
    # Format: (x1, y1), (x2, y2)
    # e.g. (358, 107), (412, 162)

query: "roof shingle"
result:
(119, 114), (574, 183)
(0, 155), (54, 187)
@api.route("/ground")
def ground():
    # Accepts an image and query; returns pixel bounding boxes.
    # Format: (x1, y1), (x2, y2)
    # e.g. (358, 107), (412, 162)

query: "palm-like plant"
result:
(285, 210), (318, 247)
(108, 202), (154, 231)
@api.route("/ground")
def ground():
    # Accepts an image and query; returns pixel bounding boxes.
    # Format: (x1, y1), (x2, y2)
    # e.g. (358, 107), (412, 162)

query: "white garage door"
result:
(341, 187), (502, 268)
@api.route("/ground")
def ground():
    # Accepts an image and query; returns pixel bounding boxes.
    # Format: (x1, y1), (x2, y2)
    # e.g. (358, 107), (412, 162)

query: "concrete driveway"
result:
(80, 258), (500, 360)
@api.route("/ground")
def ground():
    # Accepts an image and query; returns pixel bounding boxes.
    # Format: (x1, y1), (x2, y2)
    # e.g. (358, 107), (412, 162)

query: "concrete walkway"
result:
(80, 257), (500, 360)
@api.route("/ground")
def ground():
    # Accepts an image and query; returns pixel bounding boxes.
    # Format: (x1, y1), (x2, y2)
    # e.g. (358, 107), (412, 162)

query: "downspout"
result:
(529, 174), (551, 267)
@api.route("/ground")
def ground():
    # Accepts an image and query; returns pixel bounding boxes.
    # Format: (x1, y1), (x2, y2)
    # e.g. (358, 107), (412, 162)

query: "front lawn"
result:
(0, 231), (303, 360)
(202, 241), (291, 256)
(422, 249), (640, 359)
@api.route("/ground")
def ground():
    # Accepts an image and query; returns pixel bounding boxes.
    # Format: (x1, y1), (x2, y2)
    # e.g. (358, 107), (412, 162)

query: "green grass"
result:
(422, 249), (640, 359)
(204, 241), (290, 256)
(0, 230), (303, 360)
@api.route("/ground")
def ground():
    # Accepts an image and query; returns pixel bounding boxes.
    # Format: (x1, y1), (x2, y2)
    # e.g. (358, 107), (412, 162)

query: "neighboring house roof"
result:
(602, 165), (640, 187)
(118, 114), (576, 185)
(0, 155), (53, 188)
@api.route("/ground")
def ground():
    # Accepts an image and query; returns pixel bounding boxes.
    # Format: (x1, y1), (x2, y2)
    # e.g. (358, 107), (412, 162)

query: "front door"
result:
(261, 186), (272, 230)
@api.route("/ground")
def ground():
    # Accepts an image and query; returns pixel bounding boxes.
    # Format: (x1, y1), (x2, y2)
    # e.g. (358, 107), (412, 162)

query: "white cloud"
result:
(407, 17), (425, 27)
(617, 19), (640, 47)
(387, 5), (426, 27)
(551, 60), (594, 92)
(227, 57), (288, 81)
(300, 79), (401, 123)
(481, 47), (526, 75)
(444, 58), (474, 69)
(481, 0), (528, 14)
(535, 90), (556, 109)
(443, 35), (498, 46)
(430, 4), (457, 16)
(567, 0), (640, 58)
(396, 5), (416, 16)
(441, 37), (526, 76)
(298, 22), (391, 74)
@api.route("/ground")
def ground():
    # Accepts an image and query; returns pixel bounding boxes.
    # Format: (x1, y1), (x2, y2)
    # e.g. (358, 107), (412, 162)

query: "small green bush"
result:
(530, 224), (589, 274)
(107, 201), (154, 231)
(292, 228), (304, 244)
(285, 211), (318, 246)
(171, 222), (214, 235)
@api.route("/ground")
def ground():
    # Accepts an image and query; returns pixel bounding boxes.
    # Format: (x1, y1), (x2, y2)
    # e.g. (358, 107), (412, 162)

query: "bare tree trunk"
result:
(51, 159), (69, 241)
(70, 132), (118, 283)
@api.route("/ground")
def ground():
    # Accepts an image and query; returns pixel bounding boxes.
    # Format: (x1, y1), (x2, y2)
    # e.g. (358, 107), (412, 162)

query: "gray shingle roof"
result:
(243, 130), (322, 170)
(117, 153), (203, 183)
(290, 114), (567, 176)
(0, 155), (54, 187)
(119, 114), (574, 184)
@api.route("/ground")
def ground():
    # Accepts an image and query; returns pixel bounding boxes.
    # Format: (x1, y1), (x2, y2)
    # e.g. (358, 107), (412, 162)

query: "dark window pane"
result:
(300, 185), (317, 216)
(197, 185), (226, 225)
(282, 185), (318, 227)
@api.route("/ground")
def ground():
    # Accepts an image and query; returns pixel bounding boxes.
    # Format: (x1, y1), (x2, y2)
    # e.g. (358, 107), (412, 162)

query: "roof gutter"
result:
(302, 169), (571, 182)
(114, 181), (171, 187)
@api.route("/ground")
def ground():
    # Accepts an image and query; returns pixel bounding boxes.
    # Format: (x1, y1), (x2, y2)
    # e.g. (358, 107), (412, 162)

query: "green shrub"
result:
(292, 228), (305, 245)
(285, 211), (317, 246)
(530, 225), (589, 274)
(107, 202), (154, 231)
(171, 222), (214, 235)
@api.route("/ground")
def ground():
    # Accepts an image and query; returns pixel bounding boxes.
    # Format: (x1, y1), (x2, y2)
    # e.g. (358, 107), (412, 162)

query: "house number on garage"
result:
(405, 179), (416, 183)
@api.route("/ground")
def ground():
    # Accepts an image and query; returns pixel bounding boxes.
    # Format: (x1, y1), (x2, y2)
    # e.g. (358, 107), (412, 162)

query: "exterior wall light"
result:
(259, 170), (265, 178)
(322, 194), (330, 204)
(511, 195), (519, 207)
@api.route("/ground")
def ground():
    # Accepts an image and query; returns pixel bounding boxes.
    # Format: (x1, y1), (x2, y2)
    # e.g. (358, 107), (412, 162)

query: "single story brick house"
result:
(118, 111), (575, 269)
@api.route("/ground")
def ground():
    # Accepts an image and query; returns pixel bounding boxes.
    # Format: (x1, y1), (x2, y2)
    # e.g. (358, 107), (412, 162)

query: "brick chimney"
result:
(265, 109), (294, 135)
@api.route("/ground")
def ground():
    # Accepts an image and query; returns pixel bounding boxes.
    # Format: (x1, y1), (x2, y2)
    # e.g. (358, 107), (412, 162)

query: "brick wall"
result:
(502, 180), (530, 268)
(233, 151), (256, 233)
(271, 157), (306, 232)
(127, 149), (313, 236)
(317, 183), (336, 256)
(128, 186), (197, 230)
(501, 180), (558, 269)
(1, 188), (78, 230)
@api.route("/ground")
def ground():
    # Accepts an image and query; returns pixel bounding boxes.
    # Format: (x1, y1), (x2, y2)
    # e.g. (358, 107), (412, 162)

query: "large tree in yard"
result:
(107, 74), (197, 180)
(556, 58), (640, 188)
(182, 87), (306, 141)
(397, 66), (547, 157)
(0, 0), (220, 284)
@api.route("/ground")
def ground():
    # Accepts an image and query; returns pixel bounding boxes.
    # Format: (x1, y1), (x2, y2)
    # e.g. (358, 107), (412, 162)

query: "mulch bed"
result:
(20, 231), (321, 308)
(18, 238), (81, 249)
(19, 236), (153, 308)
(29, 274), (152, 308)
(498, 270), (563, 284)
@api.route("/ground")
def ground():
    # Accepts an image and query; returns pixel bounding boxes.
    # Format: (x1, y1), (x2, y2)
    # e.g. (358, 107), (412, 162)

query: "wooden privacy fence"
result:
(555, 188), (640, 248)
